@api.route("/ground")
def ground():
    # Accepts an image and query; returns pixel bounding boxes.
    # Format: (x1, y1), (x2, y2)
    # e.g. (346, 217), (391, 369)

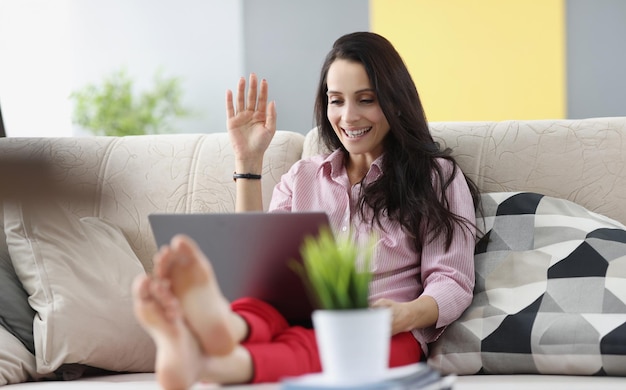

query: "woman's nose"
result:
(342, 102), (360, 123)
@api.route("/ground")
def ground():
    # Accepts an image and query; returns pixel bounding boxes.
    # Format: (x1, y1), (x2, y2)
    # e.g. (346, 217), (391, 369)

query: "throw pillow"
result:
(4, 200), (156, 375)
(0, 206), (36, 354)
(428, 192), (626, 376)
(0, 325), (50, 385)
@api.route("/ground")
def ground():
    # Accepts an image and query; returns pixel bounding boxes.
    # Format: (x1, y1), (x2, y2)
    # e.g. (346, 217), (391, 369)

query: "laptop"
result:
(148, 212), (330, 327)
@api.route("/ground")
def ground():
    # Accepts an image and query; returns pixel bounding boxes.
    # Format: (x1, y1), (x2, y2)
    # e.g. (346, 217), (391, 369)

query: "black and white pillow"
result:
(428, 192), (626, 376)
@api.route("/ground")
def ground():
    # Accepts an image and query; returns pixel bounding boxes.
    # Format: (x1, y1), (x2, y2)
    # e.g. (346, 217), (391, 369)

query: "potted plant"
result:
(70, 68), (189, 136)
(292, 228), (391, 384)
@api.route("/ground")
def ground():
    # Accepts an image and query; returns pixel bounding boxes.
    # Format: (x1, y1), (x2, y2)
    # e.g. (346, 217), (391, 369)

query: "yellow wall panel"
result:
(370, 0), (565, 121)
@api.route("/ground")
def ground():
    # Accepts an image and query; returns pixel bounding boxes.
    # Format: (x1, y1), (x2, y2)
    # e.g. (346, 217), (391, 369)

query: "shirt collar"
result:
(319, 149), (384, 184)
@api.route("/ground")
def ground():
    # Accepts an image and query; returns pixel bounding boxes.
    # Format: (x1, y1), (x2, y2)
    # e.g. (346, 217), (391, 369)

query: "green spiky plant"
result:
(292, 228), (376, 310)
(70, 68), (189, 136)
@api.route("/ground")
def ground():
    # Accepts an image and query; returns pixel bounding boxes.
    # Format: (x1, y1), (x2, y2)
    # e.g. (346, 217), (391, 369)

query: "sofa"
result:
(1, 116), (625, 389)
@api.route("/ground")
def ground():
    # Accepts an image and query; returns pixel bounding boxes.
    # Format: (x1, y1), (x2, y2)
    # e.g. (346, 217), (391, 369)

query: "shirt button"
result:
(341, 226), (348, 232)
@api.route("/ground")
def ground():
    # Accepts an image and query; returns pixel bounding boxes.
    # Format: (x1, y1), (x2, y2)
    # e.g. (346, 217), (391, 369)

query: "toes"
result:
(147, 234), (237, 357)
(171, 234), (209, 265)
(132, 274), (151, 300)
(153, 235), (207, 282)
(150, 279), (181, 322)
(132, 274), (181, 330)
(153, 245), (176, 280)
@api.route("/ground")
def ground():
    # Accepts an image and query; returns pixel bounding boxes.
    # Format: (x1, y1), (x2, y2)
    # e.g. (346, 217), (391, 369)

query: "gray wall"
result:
(566, 0), (626, 118)
(243, 0), (369, 133)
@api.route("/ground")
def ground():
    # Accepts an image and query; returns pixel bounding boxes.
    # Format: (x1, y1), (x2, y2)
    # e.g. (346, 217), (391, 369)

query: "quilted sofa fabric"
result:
(2, 118), (625, 387)
(0, 132), (304, 273)
(304, 117), (626, 226)
(429, 192), (626, 375)
(0, 131), (305, 383)
(427, 118), (626, 226)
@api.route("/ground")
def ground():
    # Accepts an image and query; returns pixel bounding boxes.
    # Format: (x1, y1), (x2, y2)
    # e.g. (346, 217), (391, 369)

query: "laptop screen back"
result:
(148, 212), (330, 327)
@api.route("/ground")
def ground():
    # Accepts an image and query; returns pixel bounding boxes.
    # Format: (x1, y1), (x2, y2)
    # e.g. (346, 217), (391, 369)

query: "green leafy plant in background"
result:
(70, 68), (189, 136)
(292, 228), (376, 310)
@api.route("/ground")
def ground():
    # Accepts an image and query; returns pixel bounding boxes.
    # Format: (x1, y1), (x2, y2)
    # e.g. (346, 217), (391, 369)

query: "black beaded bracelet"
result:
(233, 172), (262, 182)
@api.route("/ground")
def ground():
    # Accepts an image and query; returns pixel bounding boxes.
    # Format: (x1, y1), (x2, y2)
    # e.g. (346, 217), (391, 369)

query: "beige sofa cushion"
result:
(0, 131), (305, 273)
(4, 200), (155, 375)
(0, 130), (304, 382)
(429, 117), (626, 225)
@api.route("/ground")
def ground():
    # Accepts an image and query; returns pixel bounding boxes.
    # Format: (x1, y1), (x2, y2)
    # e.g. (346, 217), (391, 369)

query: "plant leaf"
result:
(295, 228), (375, 310)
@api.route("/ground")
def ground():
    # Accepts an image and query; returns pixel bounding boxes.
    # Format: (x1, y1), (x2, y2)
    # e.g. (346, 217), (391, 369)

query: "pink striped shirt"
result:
(269, 149), (476, 352)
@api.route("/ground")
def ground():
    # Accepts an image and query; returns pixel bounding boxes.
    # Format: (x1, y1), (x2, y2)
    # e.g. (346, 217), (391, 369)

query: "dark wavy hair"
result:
(314, 32), (480, 252)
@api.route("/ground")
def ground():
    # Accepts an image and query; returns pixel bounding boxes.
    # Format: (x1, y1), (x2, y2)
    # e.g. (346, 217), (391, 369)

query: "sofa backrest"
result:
(0, 131), (304, 272)
(303, 117), (626, 225)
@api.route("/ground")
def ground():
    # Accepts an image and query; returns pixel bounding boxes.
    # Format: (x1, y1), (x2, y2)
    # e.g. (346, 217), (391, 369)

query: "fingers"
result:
(256, 78), (267, 114)
(371, 298), (393, 308)
(225, 89), (234, 119)
(226, 73), (269, 116)
(265, 100), (277, 133)
(236, 76), (246, 113)
(246, 73), (258, 111)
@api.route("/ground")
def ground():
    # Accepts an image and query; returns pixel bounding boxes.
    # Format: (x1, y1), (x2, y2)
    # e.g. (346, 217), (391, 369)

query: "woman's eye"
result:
(360, 99), (374, 104)
(329, 99), (343, 105)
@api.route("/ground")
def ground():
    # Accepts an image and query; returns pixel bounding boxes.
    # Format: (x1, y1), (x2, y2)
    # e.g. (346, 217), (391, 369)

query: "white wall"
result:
(0, 0), (73, 137)
(0, 0), (369, 137)
(67, 0), (244, 136)
(0, 0), (244, 137)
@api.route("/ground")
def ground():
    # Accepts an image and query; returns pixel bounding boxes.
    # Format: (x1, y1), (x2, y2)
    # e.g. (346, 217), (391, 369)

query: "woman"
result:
(132, 31), (479, 388)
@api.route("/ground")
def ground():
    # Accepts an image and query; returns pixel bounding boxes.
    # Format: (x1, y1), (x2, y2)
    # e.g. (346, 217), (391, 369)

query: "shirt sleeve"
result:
(417, 160), (476, 343)
(268, 164), (295, 213)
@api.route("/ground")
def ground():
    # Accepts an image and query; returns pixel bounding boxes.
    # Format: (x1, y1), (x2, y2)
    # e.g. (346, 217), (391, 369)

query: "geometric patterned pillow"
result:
(428, 192), (626, 376)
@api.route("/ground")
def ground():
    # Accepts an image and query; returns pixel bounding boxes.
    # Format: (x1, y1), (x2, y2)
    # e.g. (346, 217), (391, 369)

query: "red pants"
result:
(232, 297), (423, 384)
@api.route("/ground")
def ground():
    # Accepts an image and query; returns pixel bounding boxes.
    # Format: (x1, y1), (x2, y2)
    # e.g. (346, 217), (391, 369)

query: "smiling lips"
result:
(343, 127), (372, 138)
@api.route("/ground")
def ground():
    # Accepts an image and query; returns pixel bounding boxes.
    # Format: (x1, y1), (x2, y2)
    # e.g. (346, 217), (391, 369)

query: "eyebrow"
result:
(326, 88), (375, 95)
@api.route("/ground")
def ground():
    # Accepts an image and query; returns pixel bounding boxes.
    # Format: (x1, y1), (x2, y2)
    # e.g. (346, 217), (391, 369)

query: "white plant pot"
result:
(312, 307), (391, 384)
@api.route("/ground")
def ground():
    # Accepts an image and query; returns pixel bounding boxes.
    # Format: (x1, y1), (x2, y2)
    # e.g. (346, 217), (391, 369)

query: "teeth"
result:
(344, 127), (371, 138)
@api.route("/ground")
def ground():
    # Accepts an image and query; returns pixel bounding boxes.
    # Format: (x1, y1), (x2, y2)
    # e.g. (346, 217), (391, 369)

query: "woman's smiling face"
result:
(326, 59), (390, 162)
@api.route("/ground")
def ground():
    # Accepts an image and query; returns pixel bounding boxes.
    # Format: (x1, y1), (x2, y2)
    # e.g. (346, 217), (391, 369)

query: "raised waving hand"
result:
(226, 73), (276, 170)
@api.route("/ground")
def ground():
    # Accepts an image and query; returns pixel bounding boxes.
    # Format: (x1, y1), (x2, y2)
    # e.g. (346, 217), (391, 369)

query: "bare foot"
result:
(132, 275), (203, 390)
(154, 234), (237, 357)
